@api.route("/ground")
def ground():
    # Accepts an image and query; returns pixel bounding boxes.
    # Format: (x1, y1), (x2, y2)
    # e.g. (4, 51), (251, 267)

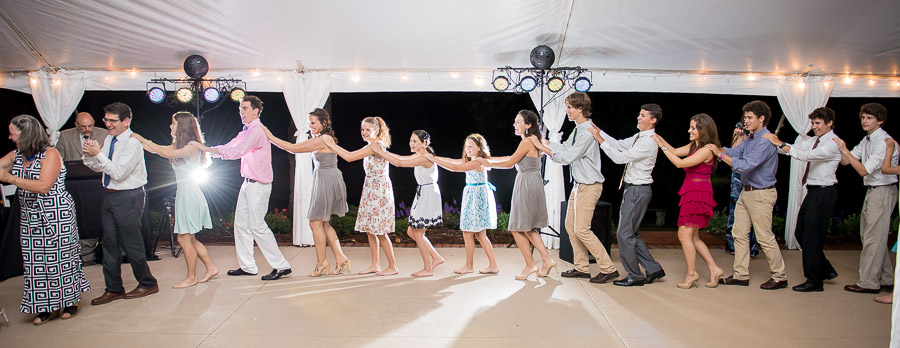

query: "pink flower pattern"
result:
(355, 153), (395, 235)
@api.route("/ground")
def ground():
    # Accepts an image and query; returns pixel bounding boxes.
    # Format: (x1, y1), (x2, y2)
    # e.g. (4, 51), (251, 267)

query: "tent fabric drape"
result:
(530, 89), (574, 249)
(775, 76), (834, 250)
(280, 71), (332, 246)
(28, 69), (86, 145)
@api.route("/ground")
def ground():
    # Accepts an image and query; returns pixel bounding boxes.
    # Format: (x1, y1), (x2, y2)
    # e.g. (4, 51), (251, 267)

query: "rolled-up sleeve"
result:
(550, 133), (594, 165)
(93, 139), (144, 181)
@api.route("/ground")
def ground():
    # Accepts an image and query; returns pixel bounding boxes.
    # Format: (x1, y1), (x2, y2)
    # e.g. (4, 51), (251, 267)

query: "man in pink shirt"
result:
(192, 95), (292, 281)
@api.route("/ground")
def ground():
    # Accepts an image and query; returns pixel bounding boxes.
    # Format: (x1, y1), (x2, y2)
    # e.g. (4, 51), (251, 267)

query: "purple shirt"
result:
(724, 127), (778, 189)
(213, 119), (273, 184)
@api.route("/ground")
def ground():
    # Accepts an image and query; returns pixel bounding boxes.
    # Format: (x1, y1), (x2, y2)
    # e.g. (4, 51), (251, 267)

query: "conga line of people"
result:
(4, 92), (898, 325)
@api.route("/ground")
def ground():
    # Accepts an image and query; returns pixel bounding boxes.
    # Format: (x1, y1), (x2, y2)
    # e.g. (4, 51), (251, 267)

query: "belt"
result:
(105, 187), (143, 193)
(244, 178), (259, 184)
(805, 185), (833, 190)
(867, 183), (897, 189)
(466, 182), (496, 191)
(413, 183), (434, 209)
(623, 182), (650, 187)
(743, 185), (775, 191)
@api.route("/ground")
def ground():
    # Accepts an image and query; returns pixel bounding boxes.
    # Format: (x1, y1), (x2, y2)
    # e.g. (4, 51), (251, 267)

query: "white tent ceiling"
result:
(1, 0), (899, 96)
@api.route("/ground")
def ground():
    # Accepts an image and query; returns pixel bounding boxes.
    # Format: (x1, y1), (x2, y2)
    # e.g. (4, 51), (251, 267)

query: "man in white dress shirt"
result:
(764, 107), (841, 292)
(834, 103), (899, 294)
(588, 104), (665, 286)
(83, 102), (158, 305)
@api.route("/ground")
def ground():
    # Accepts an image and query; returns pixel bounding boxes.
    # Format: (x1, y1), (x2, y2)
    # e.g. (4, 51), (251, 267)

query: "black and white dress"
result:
(12, 150), (89, 313)
(408, 164), (443, 228)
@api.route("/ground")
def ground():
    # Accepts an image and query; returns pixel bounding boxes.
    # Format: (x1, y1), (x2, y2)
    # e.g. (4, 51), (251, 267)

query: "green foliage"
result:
(394, 218), (409, 238)
(265, 208), (292, 234)
(829, 214), (860, 237)
(329, 215), (356, 238)
(705, 209), (729, 235)
(772, 215), (785, 237)
(496, 212), (510, 232)
(442, 212), (459, 230)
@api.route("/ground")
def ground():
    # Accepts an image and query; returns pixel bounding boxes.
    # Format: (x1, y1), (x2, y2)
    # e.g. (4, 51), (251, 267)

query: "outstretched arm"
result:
(482, 138), (534, 169)
(883, 138), (899, 175)
(530, 136), (553, 156)
(323, 137), (373, 162)
(833, 137), (869, 177)
(651, 135), (691, 157)
(262, 126), (327, 154)
(659, 145), (714, 169)
(426, 153), (483, 172)
(132, 133), (200, 160)
(370, 144), (432, 168)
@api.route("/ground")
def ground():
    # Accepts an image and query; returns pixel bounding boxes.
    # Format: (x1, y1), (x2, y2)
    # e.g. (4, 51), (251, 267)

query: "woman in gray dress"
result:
(263, 108), (350, 277)
(480, 110), (556, 280)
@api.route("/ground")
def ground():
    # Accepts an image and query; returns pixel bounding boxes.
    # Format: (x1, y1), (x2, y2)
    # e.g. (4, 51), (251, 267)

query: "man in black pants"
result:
(763, 107), (841, 292)
(83, 102), (158, 305)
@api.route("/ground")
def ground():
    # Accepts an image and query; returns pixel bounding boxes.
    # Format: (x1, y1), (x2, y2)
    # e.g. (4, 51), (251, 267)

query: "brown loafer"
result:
(561, 269), (591, 278)
(91, 292), (126, 306)
(844, 284), (880, 294)
(590, 270), (620, 284)
(718, 275), (750, 286)
(760, 278), (788, 290)
(124, 285), (160, 299)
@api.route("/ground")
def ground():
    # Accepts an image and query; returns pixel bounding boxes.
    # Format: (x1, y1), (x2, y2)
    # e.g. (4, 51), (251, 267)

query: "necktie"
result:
(748, 133), (754, 139)
(569, 127), (578, 183)
(619, 135), (641, 190)
(82, 135), (89, 142)
(801, 137), (820, 185)
(102, 137), (118, 187)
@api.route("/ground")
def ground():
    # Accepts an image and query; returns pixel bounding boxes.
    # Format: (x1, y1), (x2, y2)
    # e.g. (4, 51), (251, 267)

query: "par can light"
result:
(492, 76), (510, 91)
(147, 87), (165, 104)
(230, 87), (246, 102)
(574, 77), (592, 92)
(547, 77), (564, 92)
(176, 87), (193, 103)
(203, 87), (221, 103)
(519, 76), (537, 92)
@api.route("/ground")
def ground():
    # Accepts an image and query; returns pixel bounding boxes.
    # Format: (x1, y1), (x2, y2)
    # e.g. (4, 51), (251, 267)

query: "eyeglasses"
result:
(102, 118), (121, 123)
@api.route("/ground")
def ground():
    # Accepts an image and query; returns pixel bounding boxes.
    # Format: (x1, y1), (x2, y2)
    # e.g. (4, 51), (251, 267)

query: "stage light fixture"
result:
(176, 87), (193, 103)
(547, 77), (564, 92)
(203, 87), (221, 103)
(492, 76), (510, 91)
(520, 76), (537, 92)
(574, 77), (592, 92)
(230, 87), (246, 102)
(147, 87), (166, 104)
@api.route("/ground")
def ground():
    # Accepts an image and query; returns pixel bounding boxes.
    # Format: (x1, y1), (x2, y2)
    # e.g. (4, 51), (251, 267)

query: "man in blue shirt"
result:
(705, 101), (788, 290)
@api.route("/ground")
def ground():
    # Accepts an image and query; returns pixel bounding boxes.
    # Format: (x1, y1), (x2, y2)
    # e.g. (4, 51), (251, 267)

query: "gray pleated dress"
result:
(507, 156), (549, 231)
(308, 152), (349, 221)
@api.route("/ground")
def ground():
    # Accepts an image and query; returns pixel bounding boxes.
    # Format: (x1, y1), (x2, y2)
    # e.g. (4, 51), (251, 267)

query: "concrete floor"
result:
(0, 246), (891, 347)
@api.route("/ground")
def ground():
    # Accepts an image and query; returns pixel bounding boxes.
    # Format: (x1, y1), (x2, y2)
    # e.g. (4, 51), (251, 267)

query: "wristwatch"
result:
(660, 145), (669, 152)
(778, 142), (789, 149)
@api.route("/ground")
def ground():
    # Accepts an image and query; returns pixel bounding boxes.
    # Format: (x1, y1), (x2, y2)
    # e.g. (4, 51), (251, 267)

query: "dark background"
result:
(1, 88), (898, 226)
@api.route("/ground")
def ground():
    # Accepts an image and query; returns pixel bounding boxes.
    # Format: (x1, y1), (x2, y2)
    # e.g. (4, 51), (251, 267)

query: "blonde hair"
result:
(362, 116), (391, 148)
(462, 133), (491, 162)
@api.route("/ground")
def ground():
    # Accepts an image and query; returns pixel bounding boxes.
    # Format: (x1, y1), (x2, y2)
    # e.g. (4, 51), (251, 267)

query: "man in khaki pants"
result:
(834, 103), (898, 294)
(706, 101), (788, 290)
(532, 92), (619, 284)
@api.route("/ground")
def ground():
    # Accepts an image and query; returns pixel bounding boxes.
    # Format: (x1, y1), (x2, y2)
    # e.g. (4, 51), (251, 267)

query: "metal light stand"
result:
(152, 197), (180, 258)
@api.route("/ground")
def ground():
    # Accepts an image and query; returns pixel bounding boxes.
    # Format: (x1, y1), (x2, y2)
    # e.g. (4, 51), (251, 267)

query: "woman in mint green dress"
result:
(132, 111), (218, 288)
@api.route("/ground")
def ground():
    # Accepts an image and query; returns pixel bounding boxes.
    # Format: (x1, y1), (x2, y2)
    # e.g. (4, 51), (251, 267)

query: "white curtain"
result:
(530, 88), (574, 249)
(775, 76), (834, 249)
(281, 71), (332, 246)
(28, 69), (86, 145)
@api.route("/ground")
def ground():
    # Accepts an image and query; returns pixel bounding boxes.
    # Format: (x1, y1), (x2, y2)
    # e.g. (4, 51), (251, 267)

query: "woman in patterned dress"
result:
(652, 114), (724, 289)
(427, 134), (499, 275)
(371, 130), (445, 277)
(480, 110), (556, 280)
(0, 115), (89, 325)
(323, 117), (398, 276)
(132, 112), (218, 288)
(263, 108), (350, 277)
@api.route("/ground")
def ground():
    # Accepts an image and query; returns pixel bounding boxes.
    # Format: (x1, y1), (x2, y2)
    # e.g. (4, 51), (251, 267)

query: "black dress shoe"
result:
(589, 270), (620, 284)
(262, 268), (292, 281)
(719, 275), (750, 286)
(644, 269), (666, 284)
(792, 282), (824, 292)
(825, 271), (838, 280)
(613, 277), (645, 287)
(227, 268), (257, 276)
(561, 269), (591, 278)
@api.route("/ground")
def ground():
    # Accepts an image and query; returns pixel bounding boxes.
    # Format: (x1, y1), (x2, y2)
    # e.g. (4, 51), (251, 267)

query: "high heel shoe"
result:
(332, 259), (351, 275)
(676, 273), (700, 289)
(308, 261), (330, 277)
(537, 259), (558, 277)
(515, 266), (538, 280)
(705, 268), (725, 288)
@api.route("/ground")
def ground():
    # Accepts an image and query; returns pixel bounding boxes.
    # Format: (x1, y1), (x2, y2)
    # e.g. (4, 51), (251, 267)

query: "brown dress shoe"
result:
(590, 270), (620, 284)
(718, 275), (750, 286)
(91, 292), (126, 306)
(561, 269), (591, 278)
(760, 278), (788, 290)
(124, 285), (160, 299)
(844, 284), (880, 294)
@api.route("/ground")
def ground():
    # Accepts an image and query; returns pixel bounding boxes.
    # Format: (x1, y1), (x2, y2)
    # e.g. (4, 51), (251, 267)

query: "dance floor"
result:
(0, 246), (890, 347)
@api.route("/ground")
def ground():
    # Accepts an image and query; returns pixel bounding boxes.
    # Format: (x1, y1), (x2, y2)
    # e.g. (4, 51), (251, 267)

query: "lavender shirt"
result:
(724, 127), (778, 189)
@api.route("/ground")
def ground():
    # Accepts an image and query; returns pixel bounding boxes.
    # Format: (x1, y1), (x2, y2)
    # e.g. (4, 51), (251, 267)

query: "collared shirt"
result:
(83, 128), (148, 190)
(724, 127), (778, 188)
(213, 118), (273, 184)
(849, 127), (899, 186)
(548, 120), (604, 184)
(598, 128), (657, 185)
(783, 130), (841, 186)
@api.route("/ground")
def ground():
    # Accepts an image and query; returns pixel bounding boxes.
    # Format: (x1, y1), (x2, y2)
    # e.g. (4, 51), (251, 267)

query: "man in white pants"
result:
(192, 95), (292, 281)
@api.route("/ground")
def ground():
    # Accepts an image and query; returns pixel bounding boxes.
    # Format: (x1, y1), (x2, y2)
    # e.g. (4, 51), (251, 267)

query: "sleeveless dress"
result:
(677, 150), (717, 228)
(173, 157), (212, 234)
(409, 164), (443, 229)
(354, 149), (395, 235)
(508, 156), (548, 231)
(308, 152), (349, 221)
(459, 170), (497, 232)
(12, 150), (90, 313)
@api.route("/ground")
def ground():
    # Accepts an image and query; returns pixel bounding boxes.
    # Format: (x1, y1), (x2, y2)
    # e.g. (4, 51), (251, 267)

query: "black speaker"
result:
(558, 200), (612, 264)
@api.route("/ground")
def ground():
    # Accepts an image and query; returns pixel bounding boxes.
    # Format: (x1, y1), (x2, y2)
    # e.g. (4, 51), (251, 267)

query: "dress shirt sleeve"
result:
(598, 131), (626, 151)
(550, 130), (596, 164)
(789, 139), (841, 162)
(730, 140), (774, 174)
(724, 141), (743, 158)
(94, 138), (144, 180)
(862, 140), (887, 174)
(600, 135), (653, 165)
(849, 143), (863, 160)
(216, 128), (265, 160)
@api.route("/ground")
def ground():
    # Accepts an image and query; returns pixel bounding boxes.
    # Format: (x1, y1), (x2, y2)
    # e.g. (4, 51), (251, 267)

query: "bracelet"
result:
(660, 145), (668, 152)
(718, 151), (724, 160)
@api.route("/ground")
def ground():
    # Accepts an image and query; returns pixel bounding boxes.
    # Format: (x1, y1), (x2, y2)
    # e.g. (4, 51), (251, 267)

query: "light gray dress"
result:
(507, 156), (548, 232)
(307, 152), (349, 221)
